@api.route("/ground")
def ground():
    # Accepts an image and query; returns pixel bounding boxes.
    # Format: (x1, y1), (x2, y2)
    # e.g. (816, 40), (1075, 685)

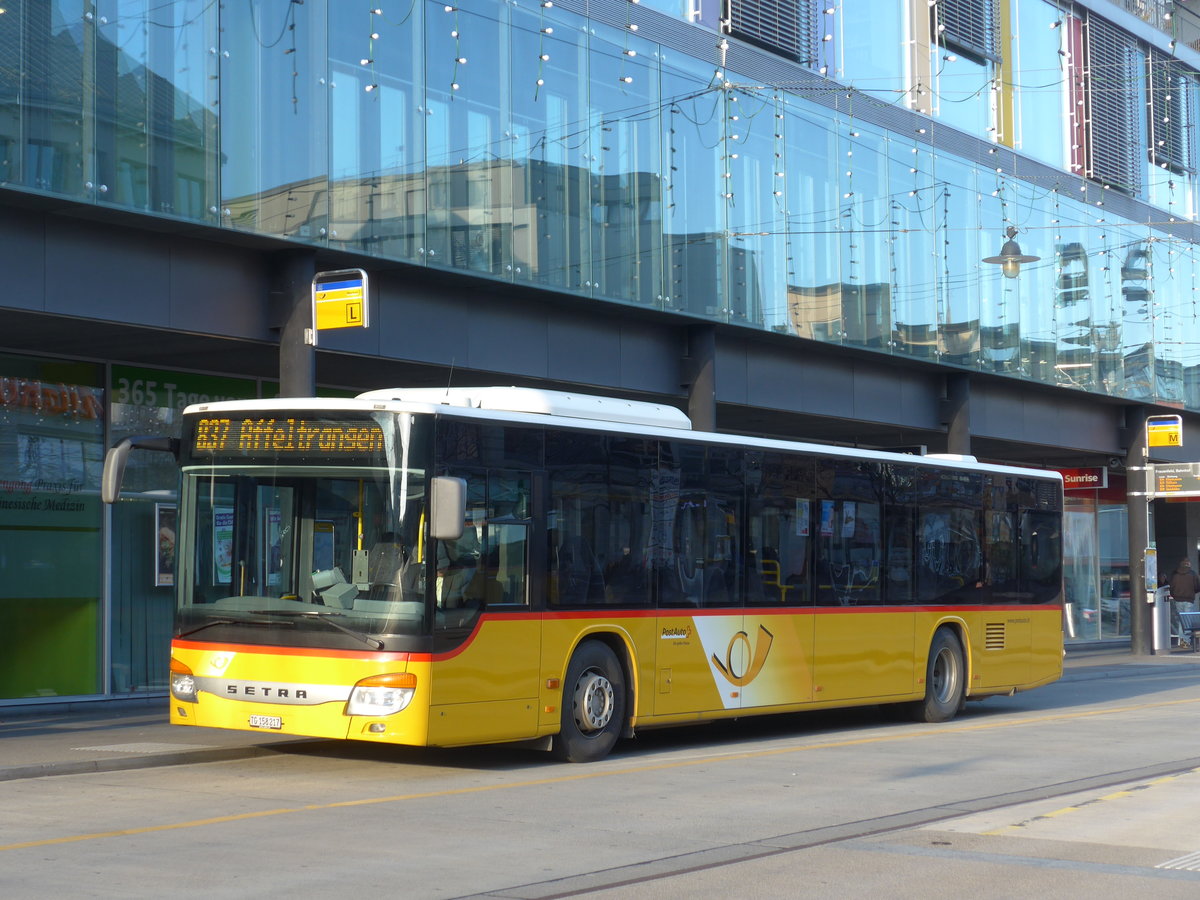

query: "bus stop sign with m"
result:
(1147, 414), (1183, 448)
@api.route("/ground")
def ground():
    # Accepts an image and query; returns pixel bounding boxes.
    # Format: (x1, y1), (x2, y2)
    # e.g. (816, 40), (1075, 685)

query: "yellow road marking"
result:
(982, 764), (1200, 835)
(5, 696), (1200, 852)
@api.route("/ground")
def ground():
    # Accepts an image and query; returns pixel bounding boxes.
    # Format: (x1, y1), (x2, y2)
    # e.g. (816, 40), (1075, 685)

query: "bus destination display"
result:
(187, 415), (385, 460)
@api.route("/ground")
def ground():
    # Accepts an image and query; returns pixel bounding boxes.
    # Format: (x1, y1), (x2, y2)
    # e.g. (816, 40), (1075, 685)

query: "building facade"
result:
(3, 0), (1200, 705)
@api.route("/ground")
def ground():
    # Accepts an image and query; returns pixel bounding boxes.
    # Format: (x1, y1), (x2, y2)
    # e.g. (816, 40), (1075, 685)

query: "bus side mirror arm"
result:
(101, 436), (180, 504)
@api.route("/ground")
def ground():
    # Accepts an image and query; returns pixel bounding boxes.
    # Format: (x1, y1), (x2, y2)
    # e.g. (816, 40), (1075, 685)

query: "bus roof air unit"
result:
(356, 386), (694, 431)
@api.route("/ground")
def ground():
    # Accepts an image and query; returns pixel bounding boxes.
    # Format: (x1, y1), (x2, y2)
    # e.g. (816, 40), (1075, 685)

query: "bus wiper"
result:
(176, 617), (269, 638)
(245, 609), (386, 650)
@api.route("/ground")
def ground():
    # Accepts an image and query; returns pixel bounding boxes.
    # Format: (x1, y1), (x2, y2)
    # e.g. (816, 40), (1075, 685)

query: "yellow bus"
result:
(102, 387), (1063, 762)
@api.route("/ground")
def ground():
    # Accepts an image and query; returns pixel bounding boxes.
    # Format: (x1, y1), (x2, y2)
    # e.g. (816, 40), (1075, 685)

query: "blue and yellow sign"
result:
(311, 269), (370, 344)
(1147, 414), (1183, 448)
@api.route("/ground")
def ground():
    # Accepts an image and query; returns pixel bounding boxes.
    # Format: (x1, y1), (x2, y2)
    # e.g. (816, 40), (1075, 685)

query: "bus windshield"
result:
(175, 413), (433, 650)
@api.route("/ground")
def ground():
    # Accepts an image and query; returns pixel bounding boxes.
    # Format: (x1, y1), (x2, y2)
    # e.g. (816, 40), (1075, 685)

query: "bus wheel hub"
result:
(573, 671), (614, 733)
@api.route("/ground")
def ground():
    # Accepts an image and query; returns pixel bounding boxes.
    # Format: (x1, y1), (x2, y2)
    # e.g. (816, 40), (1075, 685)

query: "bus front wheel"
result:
(912, 628), (965, 723)
(552, 641), (626, 763)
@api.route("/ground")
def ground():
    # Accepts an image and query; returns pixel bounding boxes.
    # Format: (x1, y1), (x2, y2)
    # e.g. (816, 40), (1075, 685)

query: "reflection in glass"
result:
(784, 103), (842, 341)
(933, 53), (992, 138)
(661, 49), (723, 315)
(0, 3), (1199, 409)
(1013, 0), (1067, 169)
(0, 357), (105, 699)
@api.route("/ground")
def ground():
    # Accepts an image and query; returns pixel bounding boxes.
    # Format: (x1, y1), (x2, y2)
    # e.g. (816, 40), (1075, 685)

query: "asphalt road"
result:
(4, 662), (1200, 898)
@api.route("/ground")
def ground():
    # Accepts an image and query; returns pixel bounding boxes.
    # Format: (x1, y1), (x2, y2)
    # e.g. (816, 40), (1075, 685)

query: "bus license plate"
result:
(248, 715), (282, 730)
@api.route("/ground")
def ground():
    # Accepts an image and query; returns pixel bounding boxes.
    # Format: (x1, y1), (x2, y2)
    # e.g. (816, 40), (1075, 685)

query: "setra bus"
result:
(102, 386), (1064, 762)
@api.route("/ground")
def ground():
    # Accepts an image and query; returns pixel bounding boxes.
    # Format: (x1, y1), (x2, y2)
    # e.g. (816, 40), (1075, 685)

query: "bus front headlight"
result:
(170, 658), (198, 703)
(347, 672), (417, 716)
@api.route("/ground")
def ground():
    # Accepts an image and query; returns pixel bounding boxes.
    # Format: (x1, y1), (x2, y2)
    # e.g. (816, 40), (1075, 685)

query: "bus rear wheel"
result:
(912, 628), (965, 723)
(552, 641), (626, 763)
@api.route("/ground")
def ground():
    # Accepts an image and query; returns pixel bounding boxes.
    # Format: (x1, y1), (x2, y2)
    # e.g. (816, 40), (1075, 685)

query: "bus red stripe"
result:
(176, 603), (1061, 664)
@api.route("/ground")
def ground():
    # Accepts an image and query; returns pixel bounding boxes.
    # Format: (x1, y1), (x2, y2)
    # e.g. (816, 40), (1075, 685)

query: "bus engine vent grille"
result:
(985, 622), (1006, 651)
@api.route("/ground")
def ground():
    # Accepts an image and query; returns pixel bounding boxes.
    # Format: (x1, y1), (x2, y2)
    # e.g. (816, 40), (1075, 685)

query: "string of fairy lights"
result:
(63, 0), (1200, 364)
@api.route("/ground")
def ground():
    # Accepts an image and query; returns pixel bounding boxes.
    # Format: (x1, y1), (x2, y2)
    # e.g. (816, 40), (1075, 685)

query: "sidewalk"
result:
(1060, 642), (1200, 680)
(2, 647), (1199, 782)
(0, 701), (310, 782)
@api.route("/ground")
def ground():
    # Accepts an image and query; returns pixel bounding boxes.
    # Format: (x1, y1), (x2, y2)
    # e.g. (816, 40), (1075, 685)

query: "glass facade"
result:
(0, 355), (105, 699)
(0, 0), (1195, 408)
(1061, 483), (1135, 642)
(5, 1), (1200, 681)
(0, 356), (353, 703)
(0, 360), (264, 703)
(105, 366), (261, 697)
(2, 1), (1200, 407)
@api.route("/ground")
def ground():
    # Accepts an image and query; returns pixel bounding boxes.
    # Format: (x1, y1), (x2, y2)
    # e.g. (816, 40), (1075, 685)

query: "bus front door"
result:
(428, 470), (544, 745)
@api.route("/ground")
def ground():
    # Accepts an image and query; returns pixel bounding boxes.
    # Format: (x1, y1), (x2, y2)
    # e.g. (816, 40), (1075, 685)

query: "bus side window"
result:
(659, 445), (742, 608)
(815, 462), (883, 606)
(480, 520), (528, 606)
(883, 504), (916, 605)
(546, 432), (659, 608)
(1020, 510), (1062, 604)
(750, 452), (815, 606)
(468, 472), (531, 607)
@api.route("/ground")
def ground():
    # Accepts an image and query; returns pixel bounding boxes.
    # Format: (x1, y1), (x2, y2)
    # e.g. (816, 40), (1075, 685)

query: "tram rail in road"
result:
(3, 659), (1200, 897)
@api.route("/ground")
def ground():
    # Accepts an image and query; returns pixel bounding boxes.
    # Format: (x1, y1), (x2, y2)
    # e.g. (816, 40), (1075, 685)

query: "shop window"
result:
(0, 358), (106, 700)
(107, 366), (260, 695)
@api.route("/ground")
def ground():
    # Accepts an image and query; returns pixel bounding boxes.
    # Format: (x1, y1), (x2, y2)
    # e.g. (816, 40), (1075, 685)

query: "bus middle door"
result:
(654, 450), (745, 719)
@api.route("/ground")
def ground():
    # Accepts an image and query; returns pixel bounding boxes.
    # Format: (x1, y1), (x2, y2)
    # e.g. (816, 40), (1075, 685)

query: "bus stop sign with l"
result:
(310, 269), (370, 346)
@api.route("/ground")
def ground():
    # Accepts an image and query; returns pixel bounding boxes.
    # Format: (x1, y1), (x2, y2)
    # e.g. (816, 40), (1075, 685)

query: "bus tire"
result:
(552, 641), (626, 763)
(912, 628), (965, 723)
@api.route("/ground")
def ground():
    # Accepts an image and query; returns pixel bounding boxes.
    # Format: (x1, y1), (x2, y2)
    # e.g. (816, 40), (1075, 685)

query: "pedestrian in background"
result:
(1166, 558), (1200, 648)
(1168, 558), (1200, 611)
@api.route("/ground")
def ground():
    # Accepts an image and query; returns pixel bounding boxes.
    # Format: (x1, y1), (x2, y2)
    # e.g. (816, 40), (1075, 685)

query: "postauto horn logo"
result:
(710, 624), (774, 687)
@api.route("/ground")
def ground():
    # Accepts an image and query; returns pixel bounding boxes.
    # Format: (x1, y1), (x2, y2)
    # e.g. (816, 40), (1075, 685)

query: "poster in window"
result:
(820, 501), (835, 537)
(264, 507), (282, 586)
(214, 507), (234, 584)
(795, 499), (810, 537)
(155, 503), (177, 587)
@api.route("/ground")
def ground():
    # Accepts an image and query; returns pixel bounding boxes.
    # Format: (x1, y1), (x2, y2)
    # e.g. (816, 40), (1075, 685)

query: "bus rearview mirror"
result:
(430, 476), (467, 541)
(100, 436), (180, 503)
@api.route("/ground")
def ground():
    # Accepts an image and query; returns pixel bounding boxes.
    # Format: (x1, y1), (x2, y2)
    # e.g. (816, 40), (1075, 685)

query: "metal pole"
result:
(684, 324), (717, 433)
(1127, 409), (1153, 656)
(278, 251), (316, 397)
(943, 373), (971, 456)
